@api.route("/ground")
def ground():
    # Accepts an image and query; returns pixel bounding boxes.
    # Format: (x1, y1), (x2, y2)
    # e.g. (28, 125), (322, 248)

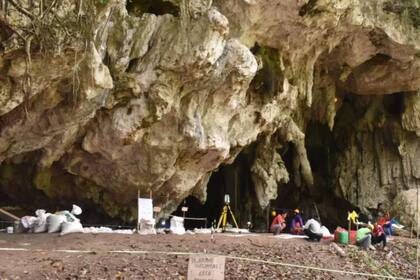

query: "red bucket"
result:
(349, 230), (357, 244)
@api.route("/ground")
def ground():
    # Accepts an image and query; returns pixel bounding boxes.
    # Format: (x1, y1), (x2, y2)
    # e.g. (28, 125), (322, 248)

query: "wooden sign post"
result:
(188, 254), (225, 280)
(181, 206), (188, 219)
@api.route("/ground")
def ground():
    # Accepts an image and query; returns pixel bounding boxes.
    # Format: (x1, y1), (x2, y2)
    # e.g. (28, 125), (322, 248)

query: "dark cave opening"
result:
(0, 154), (129, 227)
(383, 92), (404, 117)
(172, 147), (265, 230)
(271, 96), (368, 231)
(127, 0), (179, 16)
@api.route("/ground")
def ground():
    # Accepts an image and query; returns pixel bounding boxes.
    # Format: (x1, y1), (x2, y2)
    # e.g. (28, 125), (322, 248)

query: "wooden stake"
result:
(266, 205), (269, 233)
(416, 184), (419, 280)
(0, 208), (20, 221)
(348, 219), (351, 244)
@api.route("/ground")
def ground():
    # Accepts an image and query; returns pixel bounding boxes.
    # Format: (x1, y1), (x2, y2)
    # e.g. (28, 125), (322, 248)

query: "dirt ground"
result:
(0, 232), (417, 279)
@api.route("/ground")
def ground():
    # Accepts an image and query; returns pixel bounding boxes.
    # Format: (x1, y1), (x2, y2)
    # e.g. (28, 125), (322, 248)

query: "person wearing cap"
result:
(270, 211), (288, 235)
(290, 209), (304, 234)
(356, 224), (373, 250)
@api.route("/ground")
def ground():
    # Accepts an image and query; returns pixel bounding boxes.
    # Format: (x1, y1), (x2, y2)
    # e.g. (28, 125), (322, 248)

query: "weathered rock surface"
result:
(0, 0), (419, 224)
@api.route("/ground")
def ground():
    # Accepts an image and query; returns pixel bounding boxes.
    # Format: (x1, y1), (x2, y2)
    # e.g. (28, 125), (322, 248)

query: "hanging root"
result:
(23, 35), (33, 119)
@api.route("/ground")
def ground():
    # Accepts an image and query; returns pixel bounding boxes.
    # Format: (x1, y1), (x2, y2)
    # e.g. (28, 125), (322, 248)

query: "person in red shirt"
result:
(372, 222), (387, 248)
(377, 212), (393, 236)
(271, 211), (288, 235)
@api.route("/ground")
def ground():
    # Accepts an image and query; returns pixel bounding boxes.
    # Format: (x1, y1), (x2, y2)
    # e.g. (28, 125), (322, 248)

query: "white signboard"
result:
(188, 254), (225, 280)
(138, 198), (153, 220)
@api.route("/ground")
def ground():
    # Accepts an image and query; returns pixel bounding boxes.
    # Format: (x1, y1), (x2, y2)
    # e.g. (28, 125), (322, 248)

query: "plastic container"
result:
(6, 226), (13, 234)
(338, 231), (349, 244)
(349, 230), (357, 244)
(334, 227), (346, 242)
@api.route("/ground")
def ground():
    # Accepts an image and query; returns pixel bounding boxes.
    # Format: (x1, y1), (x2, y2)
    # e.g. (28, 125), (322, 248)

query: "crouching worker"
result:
(271, 211), (288, 235)
(372, 223), (387, 249)
(303, 218), (323, 242)
(291, 209), (304, 234)
(356, 225), (373, 250)
(377, 212), (394, 236)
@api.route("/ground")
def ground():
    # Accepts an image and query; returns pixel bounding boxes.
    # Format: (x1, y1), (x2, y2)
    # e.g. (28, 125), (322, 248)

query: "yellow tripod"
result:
(217, 203), (239, 231)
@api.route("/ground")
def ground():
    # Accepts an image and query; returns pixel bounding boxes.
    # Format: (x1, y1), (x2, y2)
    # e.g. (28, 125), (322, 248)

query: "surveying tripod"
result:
(216, 202), (239, 231)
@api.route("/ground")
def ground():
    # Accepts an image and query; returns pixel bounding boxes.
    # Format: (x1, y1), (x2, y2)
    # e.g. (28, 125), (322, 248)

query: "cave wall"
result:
(0, 0), (419, 224)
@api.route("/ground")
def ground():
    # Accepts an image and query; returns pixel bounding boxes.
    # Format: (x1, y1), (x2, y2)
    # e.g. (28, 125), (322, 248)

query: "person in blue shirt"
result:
(290, 209), (304, 234)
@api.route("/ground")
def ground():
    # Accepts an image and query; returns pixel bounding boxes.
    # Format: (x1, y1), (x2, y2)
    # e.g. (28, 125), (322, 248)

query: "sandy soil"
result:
(0, 232), (417, 279)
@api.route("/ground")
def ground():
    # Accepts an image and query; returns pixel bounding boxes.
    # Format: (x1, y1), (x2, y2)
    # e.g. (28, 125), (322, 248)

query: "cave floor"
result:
(0, 233), (416, 279)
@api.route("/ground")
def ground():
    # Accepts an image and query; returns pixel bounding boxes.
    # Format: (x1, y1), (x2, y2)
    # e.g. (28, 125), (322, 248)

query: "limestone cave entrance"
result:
(172, 147), (266, 230)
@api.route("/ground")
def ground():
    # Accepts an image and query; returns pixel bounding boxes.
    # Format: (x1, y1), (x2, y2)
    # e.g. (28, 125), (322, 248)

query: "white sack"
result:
(321, 226), (332, 238)
(47, 214), (66, 233)
(169, 216), (185, 235)
(60, 221), (84, 236)
(138, 218), (156, 235)
(21, 216), (37, 229)
(56, 210), (79, 223)
(33, 209), (51, 233)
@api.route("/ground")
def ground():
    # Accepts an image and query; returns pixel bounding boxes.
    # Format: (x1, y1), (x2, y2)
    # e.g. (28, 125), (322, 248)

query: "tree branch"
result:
(6, 0), (34, 20)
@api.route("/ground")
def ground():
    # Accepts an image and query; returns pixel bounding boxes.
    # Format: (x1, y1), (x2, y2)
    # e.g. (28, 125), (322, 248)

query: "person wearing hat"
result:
(291, 209), (304, 234)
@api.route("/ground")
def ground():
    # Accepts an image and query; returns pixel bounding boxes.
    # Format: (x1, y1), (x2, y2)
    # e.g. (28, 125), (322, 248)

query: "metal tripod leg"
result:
(217, 206), (227, 229)
(227, 205), (239, 229)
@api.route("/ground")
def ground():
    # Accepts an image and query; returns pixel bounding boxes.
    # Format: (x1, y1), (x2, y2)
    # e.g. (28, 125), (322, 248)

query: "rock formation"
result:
(0, 0), (419, 226)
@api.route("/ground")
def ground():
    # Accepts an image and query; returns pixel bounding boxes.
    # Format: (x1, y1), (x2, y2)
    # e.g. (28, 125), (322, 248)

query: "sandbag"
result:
(33, 209), (50, 233)
(321, 226), (332, 238)
(47, 214), (66, 233)
(21, 216), (37, 229)
(138, 218), (156, 235)
(60, 221), (83, 236)
(55, 210), (79, 223)
(169, 216), (185, 235)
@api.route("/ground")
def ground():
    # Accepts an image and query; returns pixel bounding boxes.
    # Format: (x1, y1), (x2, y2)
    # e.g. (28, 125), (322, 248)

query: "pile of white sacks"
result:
(20, 205), (83, 236)
(19, 207), (187, 236)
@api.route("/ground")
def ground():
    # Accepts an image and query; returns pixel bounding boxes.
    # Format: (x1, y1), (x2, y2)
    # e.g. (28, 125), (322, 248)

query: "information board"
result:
(188, 254), (225, 280)
(138, 198), (153, 220)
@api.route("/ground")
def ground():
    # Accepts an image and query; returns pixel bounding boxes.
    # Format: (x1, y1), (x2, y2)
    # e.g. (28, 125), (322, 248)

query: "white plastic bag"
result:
(321, 226), (332, 238)
(47, 214), (66, 233)
(169, 216), (185, 235)
(60, 221), (83, 236)
(21, 216), (37, 229)
(33, 209), (50, 233)
(138, 218), (156, 235)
